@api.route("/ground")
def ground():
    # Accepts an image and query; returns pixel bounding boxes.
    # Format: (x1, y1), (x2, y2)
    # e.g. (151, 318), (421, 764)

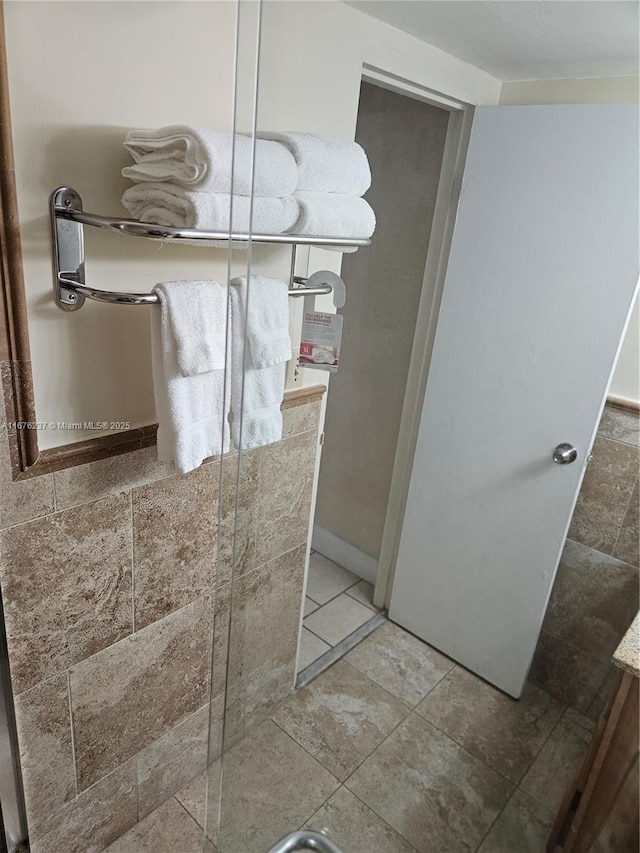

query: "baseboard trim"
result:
(311, 525), (379, 584)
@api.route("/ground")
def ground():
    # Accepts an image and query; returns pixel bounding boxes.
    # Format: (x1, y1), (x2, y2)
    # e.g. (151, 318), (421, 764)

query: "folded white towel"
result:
(122, 183), (300, 234)
(241, 276), (292, 368)
(154, 281), (227, 377)
(230, 276), (289, 450)
(292, 192), (376, 243)
(151, 281), (230, 474)
(123, 126), (298, 197)
(261, 131), (371, 196)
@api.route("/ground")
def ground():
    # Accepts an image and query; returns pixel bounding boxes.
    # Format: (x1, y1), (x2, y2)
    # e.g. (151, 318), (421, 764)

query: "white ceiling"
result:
(345, 1), (639, 81)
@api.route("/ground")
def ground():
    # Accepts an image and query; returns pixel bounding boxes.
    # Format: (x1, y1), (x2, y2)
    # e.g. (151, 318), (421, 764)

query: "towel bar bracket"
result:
(51, 187), (86, 311)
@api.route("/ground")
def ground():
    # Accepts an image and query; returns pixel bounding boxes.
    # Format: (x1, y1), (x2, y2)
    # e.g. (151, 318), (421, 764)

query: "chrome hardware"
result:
(266, 830), (343, 853)
(51, 188), (86, 311)
(552, 443), (578, 465)
(51, 186), (370, 248)
(51, 187), (353, 310)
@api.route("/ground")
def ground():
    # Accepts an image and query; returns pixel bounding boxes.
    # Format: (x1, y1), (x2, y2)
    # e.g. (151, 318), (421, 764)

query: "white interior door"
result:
(389, 104), (639, 698)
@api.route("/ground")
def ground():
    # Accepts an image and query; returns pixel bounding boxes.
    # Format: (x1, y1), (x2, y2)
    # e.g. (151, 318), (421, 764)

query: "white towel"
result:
(230, 276), (289, 450)
(123, 126), (298, 197)
(151, 281), (230, 474)
(154, 281), (226, 376)
(243, 276), (292, 368)
(292, 192), (376, 243)
(122, 183), (300, 234)
(261, 131), (371, 196)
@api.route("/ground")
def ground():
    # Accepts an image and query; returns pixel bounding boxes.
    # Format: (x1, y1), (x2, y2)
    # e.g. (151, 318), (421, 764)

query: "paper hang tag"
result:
(300, 270), (345, 372)
(300, 311), (343, 373)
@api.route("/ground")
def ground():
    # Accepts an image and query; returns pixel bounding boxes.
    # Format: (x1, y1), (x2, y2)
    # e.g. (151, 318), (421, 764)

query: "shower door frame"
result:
(364, 66), (474, 611)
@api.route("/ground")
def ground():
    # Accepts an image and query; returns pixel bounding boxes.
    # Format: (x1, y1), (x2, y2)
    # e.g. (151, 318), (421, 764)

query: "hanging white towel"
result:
(243, 276), (292, 368)
(123, 126), (298, 197)
(154, 280), (227, 377)
(151, 281), (230, 474)
(230, 276), (290, 450)
(122, 184), (300, 234)
(291, 192), (376, 243)
(261, 131), (371, 196)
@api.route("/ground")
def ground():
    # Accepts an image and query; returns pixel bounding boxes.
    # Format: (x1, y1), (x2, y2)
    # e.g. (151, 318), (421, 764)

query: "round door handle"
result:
(553, 443), (578, 464)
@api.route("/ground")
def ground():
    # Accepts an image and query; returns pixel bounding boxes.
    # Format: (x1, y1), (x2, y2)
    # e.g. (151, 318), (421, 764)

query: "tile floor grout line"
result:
(269, 716), (343, 788)
(340, 709), (429, 850)
(404, 710), (520, 790)
(471, 784), (518, 853)
(347, 646), (455, 712)
(275, 652), (415, 787)
(305, 565), (363, 609)
(303, 586), (370, 622)
(530, 626), (614, 693)
(517, 700), (572, 787)
(295, 783), (343, 836)
(513, 782), (558, 821)
(302, 592), (384, 646)
(341, 703), (417, 789)
(301, 622), (338, 648)
(343, 785), (423, 853)
(172, 793), (206, 832)
(342, 584), (377, 611)
(296, 613), (387, 687)
(560, 705), (598, 733)
(175, 788), (206, 833)
(610, 468), (638, 559)
(514, 702), (594, 815)
(334, 657), (415, 711)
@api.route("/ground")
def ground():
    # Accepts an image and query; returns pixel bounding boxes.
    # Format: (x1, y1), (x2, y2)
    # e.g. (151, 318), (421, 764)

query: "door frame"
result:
(363, 66), (475, 610)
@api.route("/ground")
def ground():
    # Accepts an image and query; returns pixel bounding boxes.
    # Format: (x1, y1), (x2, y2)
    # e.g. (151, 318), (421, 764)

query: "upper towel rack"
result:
(51, 187), (366, 311)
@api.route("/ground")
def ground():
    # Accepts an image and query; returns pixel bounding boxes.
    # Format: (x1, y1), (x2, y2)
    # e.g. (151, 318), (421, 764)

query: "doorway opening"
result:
(296, 79), (452, 679)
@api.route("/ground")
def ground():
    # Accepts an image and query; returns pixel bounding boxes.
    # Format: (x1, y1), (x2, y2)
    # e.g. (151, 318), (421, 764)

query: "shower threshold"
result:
(266, 830), (343, 852)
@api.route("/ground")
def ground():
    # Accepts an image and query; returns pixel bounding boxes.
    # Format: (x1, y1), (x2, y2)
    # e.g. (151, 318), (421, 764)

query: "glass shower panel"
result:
(204, 3), (341, 851)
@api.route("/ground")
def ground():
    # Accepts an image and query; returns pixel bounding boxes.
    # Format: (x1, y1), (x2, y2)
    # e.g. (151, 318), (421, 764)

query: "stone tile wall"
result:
(0, 391), (321, 853)
(530, 402), (639, 718)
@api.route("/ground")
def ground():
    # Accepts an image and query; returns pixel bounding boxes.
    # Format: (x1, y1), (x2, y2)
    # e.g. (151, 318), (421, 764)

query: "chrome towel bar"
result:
(56, 275), (333, 308)
(51, 187), (358, 311)
(55, 205), (371, 247)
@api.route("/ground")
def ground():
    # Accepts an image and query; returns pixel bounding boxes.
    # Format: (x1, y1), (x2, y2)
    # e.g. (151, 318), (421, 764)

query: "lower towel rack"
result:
(56, 276), (333, 308)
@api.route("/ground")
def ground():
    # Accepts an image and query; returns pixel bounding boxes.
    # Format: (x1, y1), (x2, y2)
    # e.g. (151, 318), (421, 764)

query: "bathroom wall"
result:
(3, 0), (501, 450)
(530, 401), (639, 718)
(0, 387), (322, 853)
(314, 82), (450, 563)
(499, 75), (640, 405)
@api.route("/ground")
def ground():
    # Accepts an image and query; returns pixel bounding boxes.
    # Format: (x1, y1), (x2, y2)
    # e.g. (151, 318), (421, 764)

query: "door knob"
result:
(553, 443), (578, 464)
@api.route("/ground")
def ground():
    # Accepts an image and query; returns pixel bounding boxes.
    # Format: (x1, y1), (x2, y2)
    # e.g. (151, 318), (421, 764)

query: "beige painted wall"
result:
(314, 83), (450, 560)
(500, 76), (640, 404)
(4, 0), (501, 449)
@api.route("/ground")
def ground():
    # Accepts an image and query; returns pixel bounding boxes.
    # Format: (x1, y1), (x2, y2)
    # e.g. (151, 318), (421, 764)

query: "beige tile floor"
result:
(298, 552), (379, 671)
(105, 620), (592, 853)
